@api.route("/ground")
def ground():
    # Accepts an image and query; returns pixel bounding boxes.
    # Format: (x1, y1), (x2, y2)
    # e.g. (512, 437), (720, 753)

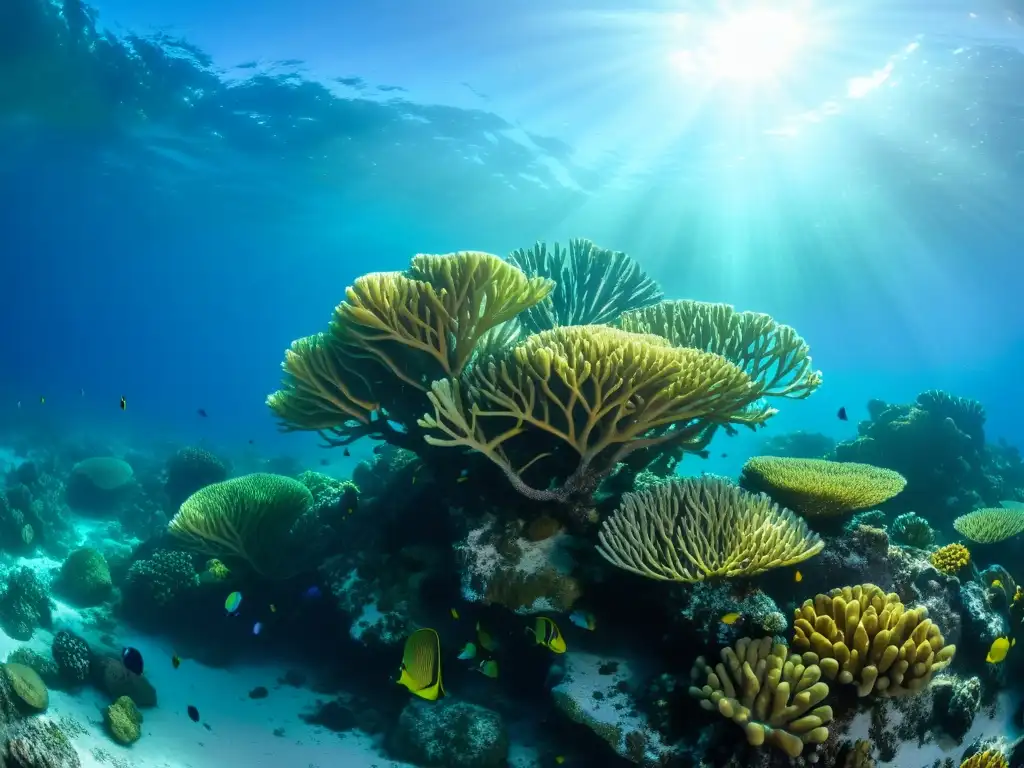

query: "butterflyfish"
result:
(397, 628), (445, 701)
(120, 396), (126, 410)
(720, 612), (741, 626)
(457, 642), (477, 660)
(528, 617), (566, 653)
(987, 635), (1015, 664)
(569, 610), (596, 631)
(476, 621), (499, 652)
(477, 659), (499, 678)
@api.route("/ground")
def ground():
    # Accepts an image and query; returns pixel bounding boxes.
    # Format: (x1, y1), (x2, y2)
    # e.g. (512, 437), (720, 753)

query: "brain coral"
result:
(740, 457), (907, 517)
(3, 663), (48, 712)
(791, 583), (955, 696)
(71, 458), (134, 490)
(688, 636), (832, 758)
(953, 507), (1024, 543)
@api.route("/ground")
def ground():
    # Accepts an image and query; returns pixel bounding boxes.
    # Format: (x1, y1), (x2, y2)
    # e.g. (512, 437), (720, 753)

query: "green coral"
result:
(104, 695), (142, 745)
(297, 471), (359, 512)
(56, 547), (112, 606)
(3, 662), (48, 712)
(891, 512), (935, 548)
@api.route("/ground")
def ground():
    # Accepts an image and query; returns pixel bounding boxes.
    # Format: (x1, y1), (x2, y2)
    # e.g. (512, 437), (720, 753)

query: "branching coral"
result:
(618, 299), (822, 399)
(930, 543), (970, 574)
(688, 636), (833, 758)
(507, 238), (663, 332)
(596, 477), (823, 582)
(168, 473), (313, 578)
(952, 506), (1024, 543)
(961, 750), (1008, 768)
(740, 457), (907, 517)
(791, 583), (955, 697)
(419, 326), (770, 505)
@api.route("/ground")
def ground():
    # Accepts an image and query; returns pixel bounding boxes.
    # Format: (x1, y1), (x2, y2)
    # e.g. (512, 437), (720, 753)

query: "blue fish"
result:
(302, 585), (322, 600)
(253, 622), (262, 636)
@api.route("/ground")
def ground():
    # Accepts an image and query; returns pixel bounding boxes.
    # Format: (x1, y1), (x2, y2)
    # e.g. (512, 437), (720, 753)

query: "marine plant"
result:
(104, 695), (142, 745)
(740, 457), (907, 517)
(952, 506), (1024, 543)
(596, 477), (823, 582)
(688, 636), (833, 758)
(791, 583), (955, 696)
(930, 543), (970, 574)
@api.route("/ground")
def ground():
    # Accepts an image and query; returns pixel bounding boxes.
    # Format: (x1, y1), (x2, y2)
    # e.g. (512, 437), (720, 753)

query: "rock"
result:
(931, 674), (982, 744)
(104, 695), (142, 745)
(300, 699), (357, 732)
(388, 699), (509, 768)
(92, 656), (157, 708)
(248, 686), (269, 699)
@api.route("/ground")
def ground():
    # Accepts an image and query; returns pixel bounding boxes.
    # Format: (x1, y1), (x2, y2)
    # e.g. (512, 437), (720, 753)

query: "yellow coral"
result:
(618, 299), (822, 399)
(205, 559), (230, 580)
(597, 477), (823, 582)
(740, 457), (907, 517)
(961, 750), (1009, 768)
(953, 507), (1024, 543)
(419, 326), (771, 503)
(688, 636), (833, 758)
(930, 543), (970, 574)
(844, 740), (875, 768)
(791, 583), (956, 697)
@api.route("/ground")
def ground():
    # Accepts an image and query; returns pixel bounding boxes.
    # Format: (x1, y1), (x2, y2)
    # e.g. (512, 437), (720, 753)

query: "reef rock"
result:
(388, 699), (509, 768)
(2, 717), (82, 767)
(551, 652), (670, 765)
(930, 674), (982, 744)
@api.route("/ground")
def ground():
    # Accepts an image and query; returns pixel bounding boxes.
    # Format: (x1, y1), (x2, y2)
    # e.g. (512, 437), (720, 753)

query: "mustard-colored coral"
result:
(597, 477), (823, 582)
(930, 543), (970, 574)
(740, 457), (907, 517)
(791, 583), (956, 697)
(844, 739), (875, 768)
(688, 636), (832, 758)
(618, 299), (823, 399)
(953, 507), (1024, 543)
(205, 559), (230, 580)
(961, 750), (1009, 768)
(419, 325), (771, 503)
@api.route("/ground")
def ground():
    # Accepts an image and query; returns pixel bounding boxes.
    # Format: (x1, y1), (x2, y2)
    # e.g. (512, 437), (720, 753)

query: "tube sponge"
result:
(688, 636), (833, 758)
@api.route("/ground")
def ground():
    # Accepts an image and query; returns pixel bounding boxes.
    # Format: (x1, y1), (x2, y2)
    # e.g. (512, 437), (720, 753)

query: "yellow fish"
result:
(555, 757), (565, 765)
(527, 617), (566, 653)
(478, 659), (499, 678)
(986, 635), (1015, 664)
(456, 476), (469, 484)
(721, 612), (742, 626)
(992, 579), (1003, 590)
(476, 621), (499, 652)
(397, 628), (445, 700)
(794, 570), (803, 583)
(450, 607), (460, 620)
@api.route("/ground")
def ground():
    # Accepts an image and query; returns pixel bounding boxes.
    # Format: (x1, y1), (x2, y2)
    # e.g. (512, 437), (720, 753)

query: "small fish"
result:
(837, 406), (848, 421)
(248, 439), (254, 444)
(528, 617), (567, 653)
(80, 388), (85, 397)
(456, 476), (468, 484)
(795, 570), (803, 583)
(187, 705), (200, 722)
(270, 604), (277, 613)
(450, 608), (460, 620)
(992, 579), (1004, 590)
(39, 396), (45, 405)
(343, 448), (350, 457)
(721, 612), (742, 626)
(477, 659), (499, 678)
(720, 453), (728, 458)
(122, 647), (144, 676)
(347, 507), (354, 515)
(120, 396), (126, 411)
(253, 622), (262, 636)
(320, 458), (330, 466)
(569, 610), (596, 631)
(224, 591), (243, 615)
(457, 642), (477, 660)
(303, 585), (322, 600)
(15, 401), (20, 409)
(555, 758), (565, 765)
(197, 408), (208, 417)
(171, 654), (181, 670)
(987, 635), (1015, 664)
(476, 622), (499, 652)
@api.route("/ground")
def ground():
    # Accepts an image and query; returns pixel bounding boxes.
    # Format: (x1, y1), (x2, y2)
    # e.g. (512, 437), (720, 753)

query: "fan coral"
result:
(890, 512), (935, 548)
(953, 506), (1024, 543)
(618, 299), (822, 399)
(165, 446), (228, 508)
(4, 663), (48, 712)
(688, 636), (832, 758)
(961, 750), (1008, 768)
(56, 547), (112, 606)
(930, 543), (970, 574)
(740, 457), (907, 517)
(597, 477), (823, 582)
(420, 326), (770, 507)
(791, 583), (955, 696)
(167, 473), (313, 578)
(507, 238), (663, 332)
(104, 695), (142, 745)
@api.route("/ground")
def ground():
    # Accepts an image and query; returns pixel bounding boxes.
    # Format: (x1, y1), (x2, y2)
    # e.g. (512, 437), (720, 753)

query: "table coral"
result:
(953, 506), (1024, 543)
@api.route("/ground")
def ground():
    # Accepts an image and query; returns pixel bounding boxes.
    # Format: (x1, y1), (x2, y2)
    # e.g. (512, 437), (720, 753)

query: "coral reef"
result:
(51, 631), (91, 688)
(65, 457), (135, 513)
(104, 695), (142, 745)
(760, 430), (836, 459)
(2, 717), (82, 768)
(930, 674), (982, 743)
(388, 699), (509, 768)
(165, 446), (228, 508)
(890, 512), (935, 548)
(92, 656), (157, 708)
(0, 568), (53, 641)
(55, 547), (112, 606)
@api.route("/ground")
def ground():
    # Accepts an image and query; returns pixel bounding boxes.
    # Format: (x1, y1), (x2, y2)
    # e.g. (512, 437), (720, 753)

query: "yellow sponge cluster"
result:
(961, 750), (1009, 768)
(688, 636), (832, 758)
(930, 543), (970, 574)
(791, 584), (956, 697)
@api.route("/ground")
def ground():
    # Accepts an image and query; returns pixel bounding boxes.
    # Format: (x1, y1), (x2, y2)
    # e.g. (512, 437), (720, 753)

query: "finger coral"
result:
(740, 457), (907, 517)
(618, 299), (822, 399)
(953, 506), (1024, 543)
(419, 326), (770, 505)
(961, 750), (1009, 768)
(688, 636), (833, 758)
(930, 543), (970, 574)
(596, 477), (823, 582)
(791, 583), (955, 696)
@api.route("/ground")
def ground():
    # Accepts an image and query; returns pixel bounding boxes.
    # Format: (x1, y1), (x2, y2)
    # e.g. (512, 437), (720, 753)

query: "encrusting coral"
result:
(952, 505), (1024, 543)
(740, 457), (907, 517)
(930, 543), (970, 574)
(960, 750), (1009, 768)
(791, 583), (955, 696)
(596, 477), (823, 582)
(688, 636), (833, 758)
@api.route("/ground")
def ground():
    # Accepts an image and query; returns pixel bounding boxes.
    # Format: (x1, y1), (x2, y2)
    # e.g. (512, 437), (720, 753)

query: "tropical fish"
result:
(450, 608), (460, 620)
(555, 757), (565, 765)
(457, 642), (477, 660)
(456, 476), (469, 484)
(987, 636), (1015, 664)
(120, 396), (126, 411)
(343, 448), (351, 457)
(397, 628), (444, 701)
(477, 659), (499, 678)
(197, 408), (208, 417)
(171, 654), (181, 670)
(528, 617), (567, 653)
(270, 604), (277, 613)
(320, 458), (330, 466)
(569, 610), (596, 631)
(187, 705), (200, 722)
(39, 396), (45, 405)
(224, 591), (243, 615)
(837, 406), (848, 421)
(302, 585), (322, 600)
(253, 622), (262, 636)
(476, 622), (499, 652)
(992, 579), (1004, 590)
(794, 570), (803, 583)
(122, 647), (144, 676)
(721, 612), (742, 626)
